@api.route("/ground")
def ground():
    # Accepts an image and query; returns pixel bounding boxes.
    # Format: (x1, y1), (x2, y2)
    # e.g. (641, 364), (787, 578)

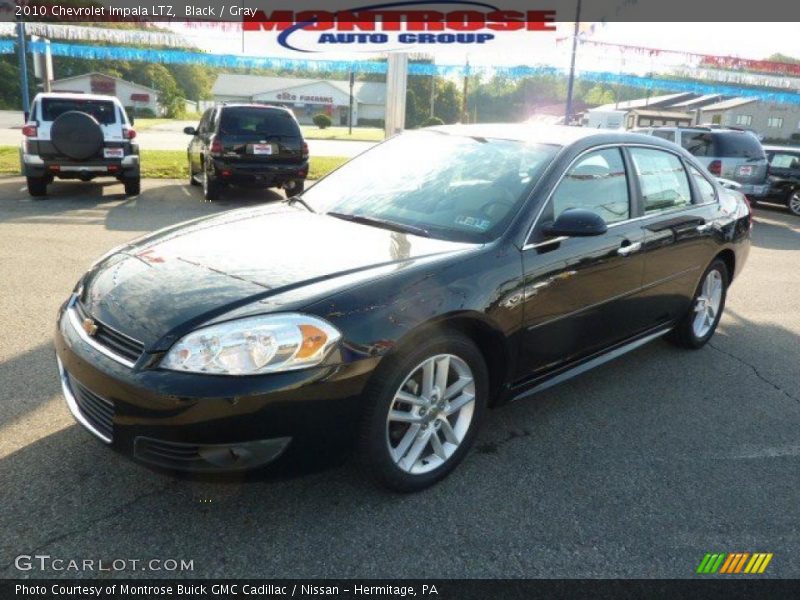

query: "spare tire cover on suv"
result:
(50, 111), (104, 160)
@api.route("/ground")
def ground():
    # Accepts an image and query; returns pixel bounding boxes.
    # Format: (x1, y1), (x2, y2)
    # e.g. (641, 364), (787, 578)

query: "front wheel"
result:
(788, 191), (800, 217)
(667, 259), (728, 349)
(358, 332), (488, 492)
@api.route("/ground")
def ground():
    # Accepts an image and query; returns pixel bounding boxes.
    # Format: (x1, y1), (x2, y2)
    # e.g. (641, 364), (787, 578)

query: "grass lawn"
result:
(300, 125), (384, 142)
(0, 147), (348, 181)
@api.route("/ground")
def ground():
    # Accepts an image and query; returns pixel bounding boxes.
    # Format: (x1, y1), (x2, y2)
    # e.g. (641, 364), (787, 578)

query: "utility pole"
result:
(461, 57), (469, 123)
(348, 70), (354, 135)
(384, 52), (408, 138)
(430, 74), (435, 118)
(564, 0), (582, 126)
(16, 20), (30, 117)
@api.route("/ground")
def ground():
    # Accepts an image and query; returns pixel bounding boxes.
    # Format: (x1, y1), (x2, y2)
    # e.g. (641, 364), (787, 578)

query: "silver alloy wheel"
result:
(693, 269), (723, 338)
(386, 353), (476, 475)
(789, 192), (800, 216)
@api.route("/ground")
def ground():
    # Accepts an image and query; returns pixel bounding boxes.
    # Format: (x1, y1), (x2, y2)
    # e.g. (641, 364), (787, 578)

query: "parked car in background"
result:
(19, 92), (140, 197)
(636, 126), (769, 200)
(762, 145), (800, 216)
(55, 126), (751, 491)
(185, 103), (309, 201)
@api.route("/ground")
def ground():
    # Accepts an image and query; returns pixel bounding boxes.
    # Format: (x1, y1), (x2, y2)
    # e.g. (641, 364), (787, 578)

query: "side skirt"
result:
(509, 325), (674, 403)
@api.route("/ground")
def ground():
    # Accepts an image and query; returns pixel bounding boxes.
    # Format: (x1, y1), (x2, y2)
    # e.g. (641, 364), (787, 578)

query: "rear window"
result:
(41, 98), (116, 125)
(712, 132), (766, 159)
(218, 107), (300, 138)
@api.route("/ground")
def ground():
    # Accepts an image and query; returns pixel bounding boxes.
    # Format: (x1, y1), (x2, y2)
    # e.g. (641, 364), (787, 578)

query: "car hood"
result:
(80, 205), (473, 349)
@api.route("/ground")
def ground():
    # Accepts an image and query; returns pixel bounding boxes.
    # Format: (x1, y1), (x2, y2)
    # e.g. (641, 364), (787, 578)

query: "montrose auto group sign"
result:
(242, 2), (556, 53)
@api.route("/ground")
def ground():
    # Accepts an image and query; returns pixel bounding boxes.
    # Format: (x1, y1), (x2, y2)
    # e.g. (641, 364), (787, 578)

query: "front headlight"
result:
(161, 313), (342, 375)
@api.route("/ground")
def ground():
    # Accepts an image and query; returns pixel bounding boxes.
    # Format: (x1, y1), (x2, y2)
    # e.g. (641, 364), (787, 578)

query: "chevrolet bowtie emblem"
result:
(82, 318), (98, 337)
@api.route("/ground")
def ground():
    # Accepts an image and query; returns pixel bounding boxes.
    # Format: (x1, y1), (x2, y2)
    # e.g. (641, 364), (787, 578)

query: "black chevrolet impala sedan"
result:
(55, 125), (751, 491)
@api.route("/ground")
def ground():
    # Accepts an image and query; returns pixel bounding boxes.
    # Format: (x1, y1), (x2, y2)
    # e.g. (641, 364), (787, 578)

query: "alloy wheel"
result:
(693, 269), (723, 338)
(789, 192), (800, 216)
(386, 354), (476, 475)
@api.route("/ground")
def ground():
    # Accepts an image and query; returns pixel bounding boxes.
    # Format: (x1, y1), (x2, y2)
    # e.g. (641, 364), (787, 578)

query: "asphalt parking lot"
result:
(1, 176), (799, 579)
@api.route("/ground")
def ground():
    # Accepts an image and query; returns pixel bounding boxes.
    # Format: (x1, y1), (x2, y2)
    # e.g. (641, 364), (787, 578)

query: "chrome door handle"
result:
(696, 223), (713, 233)
(617, 241), (642, 256)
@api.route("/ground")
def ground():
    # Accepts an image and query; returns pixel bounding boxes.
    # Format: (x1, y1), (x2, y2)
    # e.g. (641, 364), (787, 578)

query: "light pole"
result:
(564, 0), (582, 125)
(17, 20), (30, 117)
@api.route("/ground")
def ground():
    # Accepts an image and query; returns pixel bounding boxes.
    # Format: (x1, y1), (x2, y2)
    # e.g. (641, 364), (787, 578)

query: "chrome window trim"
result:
(66, 296), (138, 369)
(522, 142), (717, 251)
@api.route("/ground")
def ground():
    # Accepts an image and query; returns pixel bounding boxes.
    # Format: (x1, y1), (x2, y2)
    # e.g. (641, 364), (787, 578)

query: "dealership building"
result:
(211, 74), (387, 126)
(51, 72), (161, 115)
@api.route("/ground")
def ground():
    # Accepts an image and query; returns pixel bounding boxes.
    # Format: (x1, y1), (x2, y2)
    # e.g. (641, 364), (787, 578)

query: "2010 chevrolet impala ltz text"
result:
(54, 125), (751, 491)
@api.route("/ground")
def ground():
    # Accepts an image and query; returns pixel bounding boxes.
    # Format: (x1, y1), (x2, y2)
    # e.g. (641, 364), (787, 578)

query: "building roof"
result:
(211, 73), (386, 104)
(700, 97), (758, 111)
(669, 94), (726, 109)
(590, 93), (698, 113)
(51, 72), (160, 94)
(627, 109), (692, 118)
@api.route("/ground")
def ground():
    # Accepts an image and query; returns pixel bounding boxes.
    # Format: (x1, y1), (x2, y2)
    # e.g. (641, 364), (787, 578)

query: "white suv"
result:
(20, 92), (140, 197)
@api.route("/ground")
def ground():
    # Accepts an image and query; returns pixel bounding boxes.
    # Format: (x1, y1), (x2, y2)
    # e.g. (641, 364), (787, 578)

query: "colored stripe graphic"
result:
(700, 552), (774, 575)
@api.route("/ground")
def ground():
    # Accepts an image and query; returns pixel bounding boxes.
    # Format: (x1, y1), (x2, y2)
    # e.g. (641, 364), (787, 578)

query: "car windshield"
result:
(41, 98), (116, 125)
(302, 131), (560, 243)
(219, 107), (300, 137)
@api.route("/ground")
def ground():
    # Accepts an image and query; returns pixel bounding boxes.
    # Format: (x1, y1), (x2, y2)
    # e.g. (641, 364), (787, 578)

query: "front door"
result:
(517, 147), (647, 380)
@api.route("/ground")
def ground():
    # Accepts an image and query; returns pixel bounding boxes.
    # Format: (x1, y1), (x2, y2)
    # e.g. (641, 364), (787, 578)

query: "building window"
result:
(768, 117), (784, 129)
(711, 115), (722, 124)
(735, 115), (752, 126)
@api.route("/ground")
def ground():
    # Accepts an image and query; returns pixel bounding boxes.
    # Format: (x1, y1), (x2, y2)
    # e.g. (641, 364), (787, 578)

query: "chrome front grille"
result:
(71, 300), (145, 366)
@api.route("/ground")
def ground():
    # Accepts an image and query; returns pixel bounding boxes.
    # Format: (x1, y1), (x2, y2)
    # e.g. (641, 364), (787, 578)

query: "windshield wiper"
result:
(285, 195), (316, 213)
(327, 212), (431, 237)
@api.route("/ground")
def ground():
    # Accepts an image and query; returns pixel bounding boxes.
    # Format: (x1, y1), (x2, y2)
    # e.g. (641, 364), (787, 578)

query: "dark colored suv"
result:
(185, 104), (309, 201)
(762, 145), (800, 216)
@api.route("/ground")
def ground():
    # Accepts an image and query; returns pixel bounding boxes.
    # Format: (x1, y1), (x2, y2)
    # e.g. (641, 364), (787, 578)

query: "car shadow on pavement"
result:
(2, 309), (799, 578)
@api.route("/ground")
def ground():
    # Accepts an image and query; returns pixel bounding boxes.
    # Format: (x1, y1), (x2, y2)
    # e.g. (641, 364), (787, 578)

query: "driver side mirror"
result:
(542, 208), (608, 238)
(183, 126), (197, 136)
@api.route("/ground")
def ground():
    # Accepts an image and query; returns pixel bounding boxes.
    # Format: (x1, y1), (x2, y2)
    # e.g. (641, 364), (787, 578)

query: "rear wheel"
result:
(123, 176), (141, 197)
(284, 179), (305, 196)
(788, 191), (800, 217)
(358, 331), (488, 492)
(202, 164), (221, 201)
(26, 176), (47, 197)
(667, 259), (728, 349)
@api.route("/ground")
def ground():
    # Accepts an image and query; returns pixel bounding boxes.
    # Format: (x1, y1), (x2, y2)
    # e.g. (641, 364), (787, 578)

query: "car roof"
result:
(424, 123), (672, 149)
(34, 92), (122, 103)
(762, 145), (800, 153)
(219, 103), (293, 112)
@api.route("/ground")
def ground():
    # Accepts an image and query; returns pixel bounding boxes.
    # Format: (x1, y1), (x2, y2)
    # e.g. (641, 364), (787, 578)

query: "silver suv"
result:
(636, 126), (768, 199)
(20, 92), (140, 197)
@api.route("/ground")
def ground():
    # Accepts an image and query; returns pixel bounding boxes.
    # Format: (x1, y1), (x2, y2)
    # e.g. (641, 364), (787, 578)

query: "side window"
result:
(770, 153), (800, 169)
(652, 130), (675, 143)
(680, 132), (713, 157)
(550, 148), (630, 225)
(688, 164), (717, 204)
(629, 148), (692, 214)
(197, 109), (212, 134)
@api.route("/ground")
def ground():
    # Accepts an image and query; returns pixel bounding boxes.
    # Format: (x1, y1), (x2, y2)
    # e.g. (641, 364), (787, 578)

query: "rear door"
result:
(517, 146), (647, 379)
(627, 146), (720, 326)
(36, 97), (122, 159)
(216, 106), (304, 164)
(714, 132), (768, 185)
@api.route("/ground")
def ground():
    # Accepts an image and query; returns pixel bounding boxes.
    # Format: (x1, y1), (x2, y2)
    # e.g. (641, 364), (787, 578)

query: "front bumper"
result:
(54, 301), (375, 472)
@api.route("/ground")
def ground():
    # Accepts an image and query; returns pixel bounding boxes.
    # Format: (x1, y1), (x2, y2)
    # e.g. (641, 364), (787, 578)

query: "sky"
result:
(169, 22), (800, 73)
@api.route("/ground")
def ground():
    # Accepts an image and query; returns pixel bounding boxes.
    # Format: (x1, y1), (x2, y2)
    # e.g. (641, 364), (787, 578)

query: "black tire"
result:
(285, 179), (305, 195)
(667, 259), (729, 349)
(357, 331), (488, 492)
(26, 176), (47, 197)
(189, 158), (200, 186)
(123, 177), (141, 197)
(202, 164), (220, 201)
(788, 190), (800, 217)
(50, 111), (104, 160)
